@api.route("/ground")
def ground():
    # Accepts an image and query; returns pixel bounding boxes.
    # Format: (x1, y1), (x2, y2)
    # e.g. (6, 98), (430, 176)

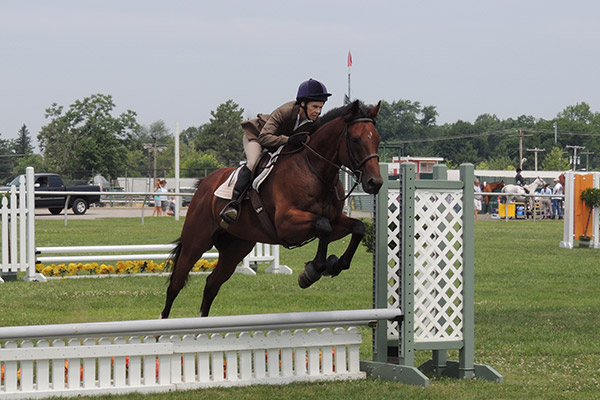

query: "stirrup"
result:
(219, 201), (240, 225)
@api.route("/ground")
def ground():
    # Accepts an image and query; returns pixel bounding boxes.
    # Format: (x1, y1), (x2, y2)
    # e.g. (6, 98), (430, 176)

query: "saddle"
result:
(214, 147), (284, 243)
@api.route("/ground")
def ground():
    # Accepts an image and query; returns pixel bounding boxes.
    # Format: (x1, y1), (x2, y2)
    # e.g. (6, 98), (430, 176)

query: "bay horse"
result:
(481, 180), (505, 213)
(160, 100), (383, 318)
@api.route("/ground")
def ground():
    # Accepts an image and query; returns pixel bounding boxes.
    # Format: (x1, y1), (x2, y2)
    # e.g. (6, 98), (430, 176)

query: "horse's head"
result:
(340, 101), (383, 194)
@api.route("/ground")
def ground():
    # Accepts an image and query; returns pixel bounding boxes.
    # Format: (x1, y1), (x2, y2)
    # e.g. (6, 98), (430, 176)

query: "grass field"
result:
(1, 217), (599, 399)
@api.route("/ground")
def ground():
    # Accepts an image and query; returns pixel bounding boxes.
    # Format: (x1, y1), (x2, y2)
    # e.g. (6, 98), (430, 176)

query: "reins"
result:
(301, 117), (379, 201)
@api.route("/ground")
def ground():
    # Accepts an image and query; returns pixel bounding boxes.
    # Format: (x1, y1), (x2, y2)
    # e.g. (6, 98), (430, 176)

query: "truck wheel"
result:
(72, 198), (89, 215)
(49, 208), (63, 215)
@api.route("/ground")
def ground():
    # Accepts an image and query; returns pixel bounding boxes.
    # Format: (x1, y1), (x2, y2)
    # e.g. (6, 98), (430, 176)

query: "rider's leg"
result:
(219, 137), (261, 224)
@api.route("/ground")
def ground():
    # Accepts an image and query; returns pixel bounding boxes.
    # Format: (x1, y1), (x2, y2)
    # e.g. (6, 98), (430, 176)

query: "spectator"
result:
(552, 178), (563, 219)
(540, 183), (553, 218)
(152, 180), (162, 216)
(474, 178), (483, 220)
(167, 196), (176, 216)
(160, 180), (168, 214)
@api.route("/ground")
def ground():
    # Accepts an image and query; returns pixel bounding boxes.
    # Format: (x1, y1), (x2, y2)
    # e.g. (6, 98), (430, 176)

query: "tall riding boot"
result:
(219, 166), (252, 224)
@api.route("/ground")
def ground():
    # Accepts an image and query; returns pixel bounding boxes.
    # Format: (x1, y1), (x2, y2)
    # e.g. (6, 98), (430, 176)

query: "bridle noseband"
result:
(344, 117), (380, 176)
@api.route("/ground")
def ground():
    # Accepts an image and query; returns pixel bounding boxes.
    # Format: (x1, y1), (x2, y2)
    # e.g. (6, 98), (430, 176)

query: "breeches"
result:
(243, 136), (262, 171)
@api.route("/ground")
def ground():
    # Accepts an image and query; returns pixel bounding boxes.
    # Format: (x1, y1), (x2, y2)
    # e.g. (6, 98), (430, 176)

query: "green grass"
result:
(1, 218), (599, 399)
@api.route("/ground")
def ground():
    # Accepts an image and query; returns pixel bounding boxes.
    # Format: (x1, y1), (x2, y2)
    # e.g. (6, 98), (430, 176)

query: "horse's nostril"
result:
(364, 177), (383, 194)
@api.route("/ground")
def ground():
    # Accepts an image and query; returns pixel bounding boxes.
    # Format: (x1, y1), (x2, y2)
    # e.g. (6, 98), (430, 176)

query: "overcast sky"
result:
(2, 0), (599, 144)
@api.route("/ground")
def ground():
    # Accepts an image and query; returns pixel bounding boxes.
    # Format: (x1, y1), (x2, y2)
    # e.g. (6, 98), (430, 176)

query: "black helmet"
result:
(296, 78), (332, 102)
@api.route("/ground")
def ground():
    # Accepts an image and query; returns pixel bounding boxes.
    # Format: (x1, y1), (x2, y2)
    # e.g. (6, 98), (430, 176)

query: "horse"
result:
(481, 180), (505, 213)
(501, 177), (546, 216)
(160, 100), (383, 318)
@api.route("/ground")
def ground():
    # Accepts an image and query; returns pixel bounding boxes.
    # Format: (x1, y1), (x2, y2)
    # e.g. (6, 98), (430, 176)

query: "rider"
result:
(515, 168), (529, 194)
(219, 78), (332, 224)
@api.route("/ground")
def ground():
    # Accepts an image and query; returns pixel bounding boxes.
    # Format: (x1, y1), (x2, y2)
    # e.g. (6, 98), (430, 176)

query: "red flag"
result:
(347, 50), (352, 67)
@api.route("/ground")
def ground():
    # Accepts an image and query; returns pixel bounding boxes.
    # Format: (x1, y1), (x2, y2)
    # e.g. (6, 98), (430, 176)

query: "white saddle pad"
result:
(213, 145), (284, 200)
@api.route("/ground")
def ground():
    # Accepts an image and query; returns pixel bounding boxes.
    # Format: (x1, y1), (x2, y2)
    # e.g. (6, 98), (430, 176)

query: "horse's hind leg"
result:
(161, 240), (212, 319)
(199, 235), (255, 317)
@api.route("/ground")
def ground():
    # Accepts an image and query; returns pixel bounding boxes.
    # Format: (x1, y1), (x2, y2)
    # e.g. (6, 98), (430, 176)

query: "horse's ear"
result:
(343, 100), (361, 121)
(368, 101), (382, 119)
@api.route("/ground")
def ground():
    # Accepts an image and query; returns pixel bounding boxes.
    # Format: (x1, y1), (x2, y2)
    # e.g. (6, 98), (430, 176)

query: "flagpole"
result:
(347, 50), (352, 102)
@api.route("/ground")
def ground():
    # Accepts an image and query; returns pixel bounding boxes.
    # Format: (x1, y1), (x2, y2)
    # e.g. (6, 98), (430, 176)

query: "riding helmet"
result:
(296, 78), (332, 102)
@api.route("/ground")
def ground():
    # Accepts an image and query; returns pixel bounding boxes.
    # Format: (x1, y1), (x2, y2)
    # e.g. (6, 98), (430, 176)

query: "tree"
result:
(0, 135), (13, 181)
(476, 156), (514, 170)
(181, 151), (224, 178)
(13, 124), (34, 156)
(38, 93), (140, 178)
(193, 100), (245, 166)
(542, 147), (570, 171)
(11, 154), (46, 176)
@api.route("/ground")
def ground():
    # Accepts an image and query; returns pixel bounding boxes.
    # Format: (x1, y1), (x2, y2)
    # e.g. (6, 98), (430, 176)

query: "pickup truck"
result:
(5, 173), (101, 215)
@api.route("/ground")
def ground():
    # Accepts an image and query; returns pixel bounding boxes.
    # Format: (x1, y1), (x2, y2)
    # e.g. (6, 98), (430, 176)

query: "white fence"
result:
(0, 168), (290, 282)
(0, 309), (400, 398)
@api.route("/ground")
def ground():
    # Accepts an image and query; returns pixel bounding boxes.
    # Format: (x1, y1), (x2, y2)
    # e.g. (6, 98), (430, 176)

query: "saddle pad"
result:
(214, 167), (241, 200)
(252, 145), (284, 192)
(214, 146), (284, 200)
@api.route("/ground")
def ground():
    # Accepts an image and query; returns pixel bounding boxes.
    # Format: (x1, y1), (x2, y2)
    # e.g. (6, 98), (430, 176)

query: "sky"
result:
(2, 0), (600, 145)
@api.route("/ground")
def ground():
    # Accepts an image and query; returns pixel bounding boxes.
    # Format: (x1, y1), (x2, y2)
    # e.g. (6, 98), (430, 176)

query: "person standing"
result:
(552, 177), (563, 219)
(540, 183), (553, 218)
(159, 179), (168, 214)
(152, 180), (162, 217)
(474, 178), (483, 220)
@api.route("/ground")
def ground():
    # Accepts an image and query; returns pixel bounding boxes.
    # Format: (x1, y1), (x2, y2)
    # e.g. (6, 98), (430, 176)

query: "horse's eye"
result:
(351, 137), (359, 144)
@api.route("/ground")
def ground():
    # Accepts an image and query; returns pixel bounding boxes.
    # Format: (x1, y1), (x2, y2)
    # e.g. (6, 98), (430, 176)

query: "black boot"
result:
(220, 166), (252, 224)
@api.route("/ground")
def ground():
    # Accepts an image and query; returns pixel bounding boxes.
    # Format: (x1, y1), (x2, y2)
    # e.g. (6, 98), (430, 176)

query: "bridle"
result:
(302, 117), (379, 200)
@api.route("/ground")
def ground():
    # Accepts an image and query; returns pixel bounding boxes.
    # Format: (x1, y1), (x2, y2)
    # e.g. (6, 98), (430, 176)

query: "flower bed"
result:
(35, 259), (218, 277)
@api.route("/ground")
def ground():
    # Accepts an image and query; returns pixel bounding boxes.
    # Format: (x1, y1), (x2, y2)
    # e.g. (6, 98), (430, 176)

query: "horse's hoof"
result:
(298, 262), (322, 289)
(324, 255), (341, 277)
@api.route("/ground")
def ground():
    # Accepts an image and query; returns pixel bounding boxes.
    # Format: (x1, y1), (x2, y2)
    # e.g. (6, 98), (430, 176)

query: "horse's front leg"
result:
(298, 216), (333, 289)
(323, 215), (365, 277)
(274, 209), (332, 289)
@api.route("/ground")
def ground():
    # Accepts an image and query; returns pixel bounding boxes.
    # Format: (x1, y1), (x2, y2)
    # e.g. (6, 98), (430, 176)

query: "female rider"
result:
(220, 78), (332, 224)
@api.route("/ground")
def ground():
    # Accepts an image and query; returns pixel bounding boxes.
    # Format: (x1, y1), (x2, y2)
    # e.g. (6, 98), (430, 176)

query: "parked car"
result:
(3, 173), (102, 215)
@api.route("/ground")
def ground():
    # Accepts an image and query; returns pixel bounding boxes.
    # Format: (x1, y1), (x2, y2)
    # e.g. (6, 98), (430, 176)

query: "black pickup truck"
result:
(5, 173), (101, 215)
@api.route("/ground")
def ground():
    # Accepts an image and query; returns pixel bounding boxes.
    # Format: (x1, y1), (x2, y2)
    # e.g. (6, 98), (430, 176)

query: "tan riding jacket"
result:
(241, 101), (317, 150)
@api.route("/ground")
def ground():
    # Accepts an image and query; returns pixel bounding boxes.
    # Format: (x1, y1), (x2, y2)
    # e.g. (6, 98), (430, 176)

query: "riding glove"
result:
(288, 134), (308, 146)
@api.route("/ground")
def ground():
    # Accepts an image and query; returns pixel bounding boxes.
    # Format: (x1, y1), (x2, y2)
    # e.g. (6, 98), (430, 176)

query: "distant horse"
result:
(160, 100), (383, 318)
(481, 180), (505, 213)
(501, 177), (546, 211)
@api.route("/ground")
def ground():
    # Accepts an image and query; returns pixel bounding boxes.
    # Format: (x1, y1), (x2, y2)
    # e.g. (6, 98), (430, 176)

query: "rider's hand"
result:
(288, 134), (308, 146)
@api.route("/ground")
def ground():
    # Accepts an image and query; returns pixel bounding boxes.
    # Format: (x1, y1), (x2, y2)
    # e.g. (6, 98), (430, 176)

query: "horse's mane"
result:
(309, 101), (374, 134)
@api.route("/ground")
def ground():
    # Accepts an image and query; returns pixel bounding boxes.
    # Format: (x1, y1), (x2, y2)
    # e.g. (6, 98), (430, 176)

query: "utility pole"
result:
(580, 150), (594, 171)
(143, 136), (167, 186)
(566, 145), (585, 171)
(511, 129), (533, 169)
(553, 122), (558, 144)
(526, 147), (545, 171)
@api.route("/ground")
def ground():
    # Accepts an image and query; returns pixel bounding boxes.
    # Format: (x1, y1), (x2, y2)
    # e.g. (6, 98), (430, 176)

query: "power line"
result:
(382, 128), (600, 146)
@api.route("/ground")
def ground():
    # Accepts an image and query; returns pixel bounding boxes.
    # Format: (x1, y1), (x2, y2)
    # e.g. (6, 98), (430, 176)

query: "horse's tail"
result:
(166, 237), (183, 283)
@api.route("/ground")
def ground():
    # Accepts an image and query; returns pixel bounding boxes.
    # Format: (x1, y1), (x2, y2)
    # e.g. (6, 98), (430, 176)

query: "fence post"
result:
(24, 167), (46, 282)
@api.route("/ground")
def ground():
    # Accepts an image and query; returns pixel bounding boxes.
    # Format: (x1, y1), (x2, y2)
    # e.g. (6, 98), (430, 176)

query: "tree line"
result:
(1, 93), (598, 185)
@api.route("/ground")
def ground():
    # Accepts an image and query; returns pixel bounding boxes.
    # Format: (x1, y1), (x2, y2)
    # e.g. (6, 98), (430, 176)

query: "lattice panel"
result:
(386, 189), (401, 337)
(413, 189), (464, 342)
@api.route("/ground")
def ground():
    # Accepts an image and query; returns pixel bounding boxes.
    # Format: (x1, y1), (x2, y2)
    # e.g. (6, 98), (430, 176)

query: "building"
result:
(388, 156), (445, 179)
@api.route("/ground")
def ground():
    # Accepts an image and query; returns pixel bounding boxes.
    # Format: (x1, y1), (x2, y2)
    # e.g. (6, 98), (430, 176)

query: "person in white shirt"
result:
(552, 178), (563, 219)
(474, 179), (483, 220)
